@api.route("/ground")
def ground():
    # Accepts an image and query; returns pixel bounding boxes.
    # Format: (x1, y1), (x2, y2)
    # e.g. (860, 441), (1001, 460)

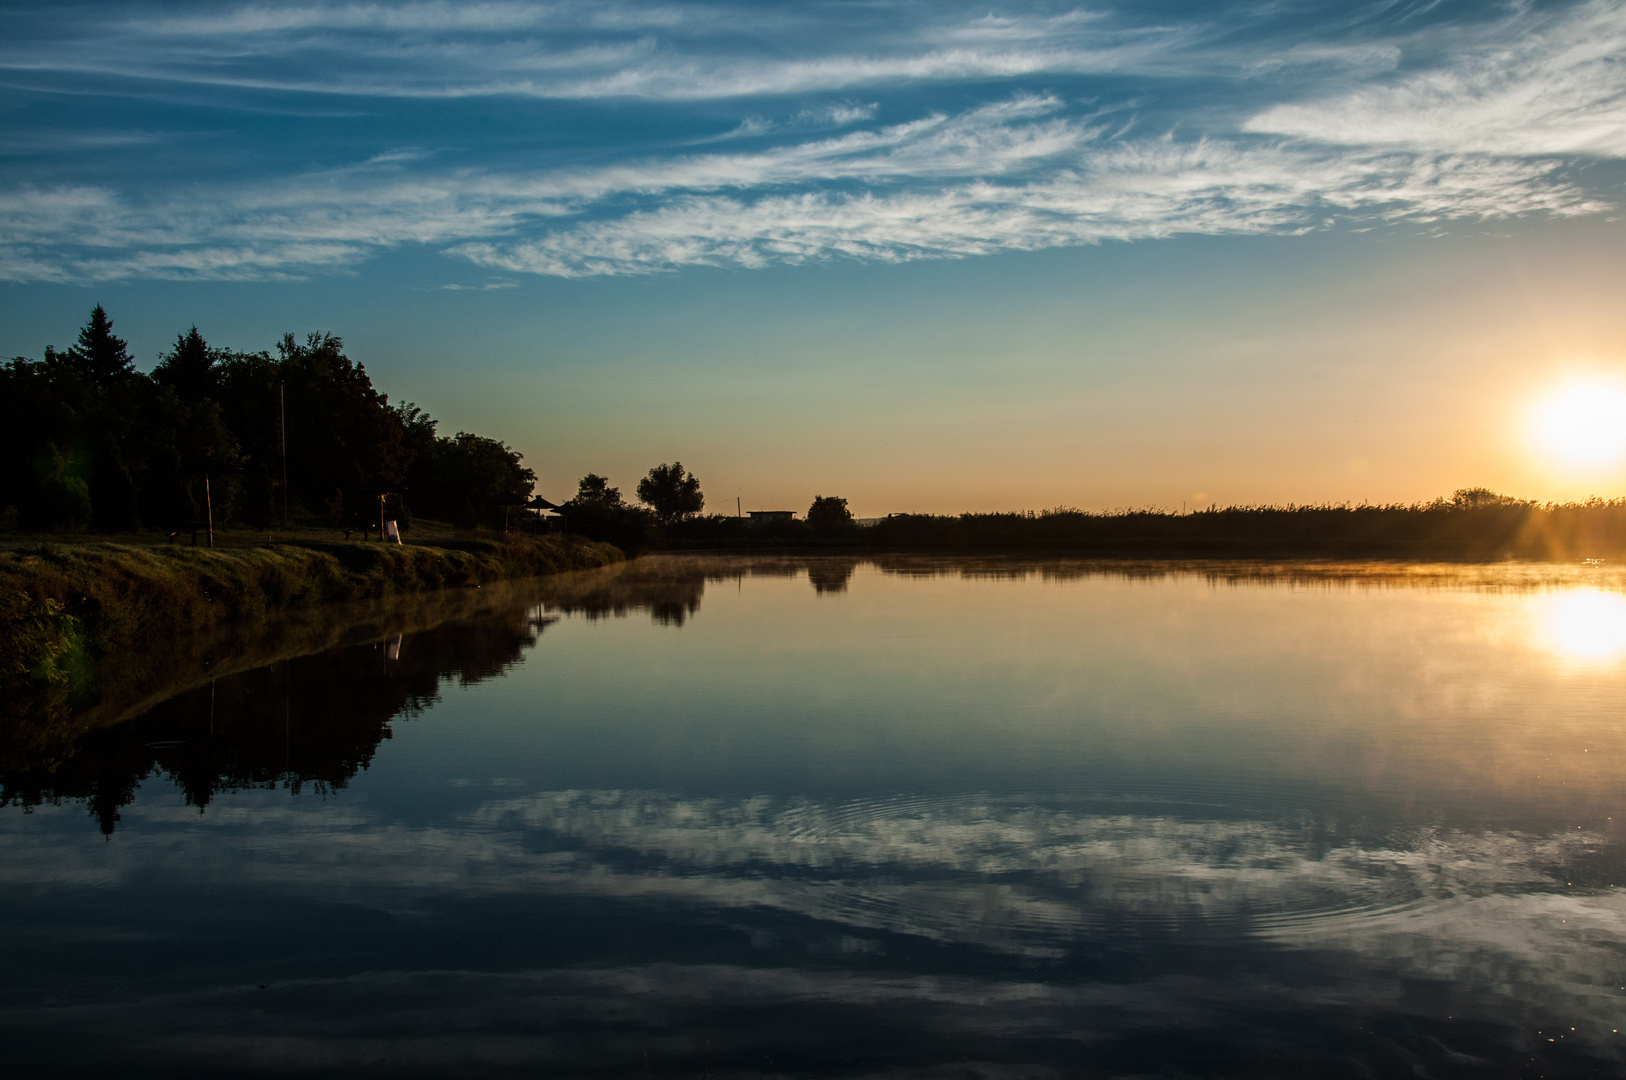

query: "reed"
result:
(863, 496), (1626, 560)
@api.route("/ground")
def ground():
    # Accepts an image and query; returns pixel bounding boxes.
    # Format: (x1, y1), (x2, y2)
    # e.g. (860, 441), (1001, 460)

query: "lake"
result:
(3, 555), (1625, 1077)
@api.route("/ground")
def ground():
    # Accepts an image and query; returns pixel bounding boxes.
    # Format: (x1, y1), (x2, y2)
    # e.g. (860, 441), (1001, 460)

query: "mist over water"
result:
(3, 556), (1625, 1077)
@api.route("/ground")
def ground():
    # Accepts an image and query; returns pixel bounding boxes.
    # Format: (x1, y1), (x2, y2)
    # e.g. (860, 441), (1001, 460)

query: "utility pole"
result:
(279, 380), (289, 528)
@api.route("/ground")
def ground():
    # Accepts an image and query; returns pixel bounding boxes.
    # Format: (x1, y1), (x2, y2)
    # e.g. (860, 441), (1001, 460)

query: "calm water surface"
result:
(3, 556), (1626, 1077)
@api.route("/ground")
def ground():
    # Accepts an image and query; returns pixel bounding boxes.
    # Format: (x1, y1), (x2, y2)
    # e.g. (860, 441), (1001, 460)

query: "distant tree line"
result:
(555, 464), (859, 553)
(862, 490), (1626, 560)
(559, 474), (1626, 561)
(0, 306), (535, 533)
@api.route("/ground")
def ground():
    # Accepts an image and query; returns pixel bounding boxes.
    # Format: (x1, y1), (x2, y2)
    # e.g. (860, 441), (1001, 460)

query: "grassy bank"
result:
(0, 528), (621, 706)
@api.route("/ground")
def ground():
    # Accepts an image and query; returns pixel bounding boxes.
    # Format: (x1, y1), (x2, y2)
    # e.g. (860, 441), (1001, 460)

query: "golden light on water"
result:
(1528, 376), (1626, 472)
(1532, 588), (1626, 664)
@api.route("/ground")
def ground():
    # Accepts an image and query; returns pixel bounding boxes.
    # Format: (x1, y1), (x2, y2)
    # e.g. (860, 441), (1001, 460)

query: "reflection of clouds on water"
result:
(6, 791), (1623, 1038)
(470, 793), (1626, 1019)
(473, 791), (1444, 939)
(13, 559), (1626, 1072)
(3, 783), (1626, 1073)
(0, 962), (1438, 1076)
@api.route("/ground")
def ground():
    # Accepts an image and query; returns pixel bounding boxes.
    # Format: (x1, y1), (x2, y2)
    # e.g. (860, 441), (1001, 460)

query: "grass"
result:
(0, 524), (622, 708)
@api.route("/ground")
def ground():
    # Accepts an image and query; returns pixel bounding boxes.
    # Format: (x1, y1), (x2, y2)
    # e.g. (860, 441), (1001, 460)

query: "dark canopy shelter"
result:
(491, 493), (533, 532)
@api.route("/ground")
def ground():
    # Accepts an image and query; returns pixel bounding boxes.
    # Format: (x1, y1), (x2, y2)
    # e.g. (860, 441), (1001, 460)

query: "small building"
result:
(748, 510), (796, 526)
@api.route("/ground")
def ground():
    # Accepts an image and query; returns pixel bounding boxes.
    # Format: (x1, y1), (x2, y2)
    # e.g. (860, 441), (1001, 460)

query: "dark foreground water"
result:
(3, 555), (1626, 1078)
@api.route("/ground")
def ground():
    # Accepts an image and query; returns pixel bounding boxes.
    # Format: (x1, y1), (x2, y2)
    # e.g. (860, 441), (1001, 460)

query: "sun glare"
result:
(1528, 376), (1626, 472)
(1532, 589), (1626, 665)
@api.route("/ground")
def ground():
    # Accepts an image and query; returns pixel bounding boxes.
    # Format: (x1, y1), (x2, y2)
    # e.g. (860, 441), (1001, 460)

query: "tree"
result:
(0, 357), (92, 530)
(560, 473), (658, 554)
(574, 474), (623, 507)
(440, 433), (535, 527)
(0, 312), (544, 535)
(152, 326), (219, 402)
(64, 305), (134, 385)
(393, 408), (537, 529)
(395, 402), (438, 463)
(807, 495), (854, 535)
(636, 461), (704, 523)
(211, 331), (409, 521)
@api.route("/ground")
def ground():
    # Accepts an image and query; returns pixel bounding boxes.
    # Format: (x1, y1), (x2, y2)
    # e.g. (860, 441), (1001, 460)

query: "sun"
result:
(1528, 375), (1626, 472)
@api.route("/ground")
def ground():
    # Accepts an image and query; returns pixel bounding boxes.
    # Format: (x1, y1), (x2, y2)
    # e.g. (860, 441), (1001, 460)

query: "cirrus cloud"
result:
(0, 0), (1623, 282)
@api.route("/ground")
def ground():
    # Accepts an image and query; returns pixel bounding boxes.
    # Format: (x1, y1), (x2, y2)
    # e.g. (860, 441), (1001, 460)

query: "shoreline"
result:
(0, 531), (623, 709)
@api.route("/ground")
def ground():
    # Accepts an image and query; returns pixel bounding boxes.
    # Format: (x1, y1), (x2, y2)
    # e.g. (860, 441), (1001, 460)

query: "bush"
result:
(0, 590), (86, 692)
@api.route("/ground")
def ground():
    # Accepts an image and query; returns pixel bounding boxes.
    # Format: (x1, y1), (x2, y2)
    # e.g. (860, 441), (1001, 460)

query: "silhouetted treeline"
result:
(0, 605), (553, 835)
(864, 490), (1626, 560)
(1, 307), (534, 533)
(566, 486), (1626, 560)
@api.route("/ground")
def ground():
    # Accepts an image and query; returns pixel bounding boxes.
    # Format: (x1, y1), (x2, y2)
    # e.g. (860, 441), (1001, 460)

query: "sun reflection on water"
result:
(1532, 588), (1626, 664)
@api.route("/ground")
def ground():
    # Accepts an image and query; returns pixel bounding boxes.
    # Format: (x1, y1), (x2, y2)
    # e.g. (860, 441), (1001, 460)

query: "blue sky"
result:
(4, 0), (1626, 512)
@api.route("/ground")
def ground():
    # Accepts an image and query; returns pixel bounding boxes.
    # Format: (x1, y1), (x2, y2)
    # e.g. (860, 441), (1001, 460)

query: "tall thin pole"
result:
(279, 381), (289, 528)
(204, 473), (214, 548)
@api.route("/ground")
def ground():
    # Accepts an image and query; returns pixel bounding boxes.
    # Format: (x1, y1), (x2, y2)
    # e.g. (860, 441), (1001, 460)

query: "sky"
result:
(3, 0), (1626, 514)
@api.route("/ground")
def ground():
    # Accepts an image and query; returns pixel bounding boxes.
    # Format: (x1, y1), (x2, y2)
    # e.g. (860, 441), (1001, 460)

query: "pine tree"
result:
(66, 304), (134, 385)
(152, 325), (216, 400)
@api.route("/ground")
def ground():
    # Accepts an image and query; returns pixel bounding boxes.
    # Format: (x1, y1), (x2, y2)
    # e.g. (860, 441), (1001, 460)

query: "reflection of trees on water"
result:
(0, 608), (555, 836)
(807, 560), (857, 594)
(536, 566), (697, 625)
(869, 555), (1626, 592)
(534, 556), (864, 623)
(542, 554), (1578, 620)
(19, 553), (1591, 837)
(534, 559), (714, 626)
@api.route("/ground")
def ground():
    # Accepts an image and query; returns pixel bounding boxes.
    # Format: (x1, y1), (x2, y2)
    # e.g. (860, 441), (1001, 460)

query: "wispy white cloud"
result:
(720, 100), (879, 140)
(0, 97), (1094, 280)
(145, 1), (695, 36)
(800, 101), (877, 128)
(452, 147), (1596, 277)
(1246, 0), (1626, 156)
(0, 1), (1622, 282)
(7, 104), (1590, 283)
(0, 3), (1195, 102)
